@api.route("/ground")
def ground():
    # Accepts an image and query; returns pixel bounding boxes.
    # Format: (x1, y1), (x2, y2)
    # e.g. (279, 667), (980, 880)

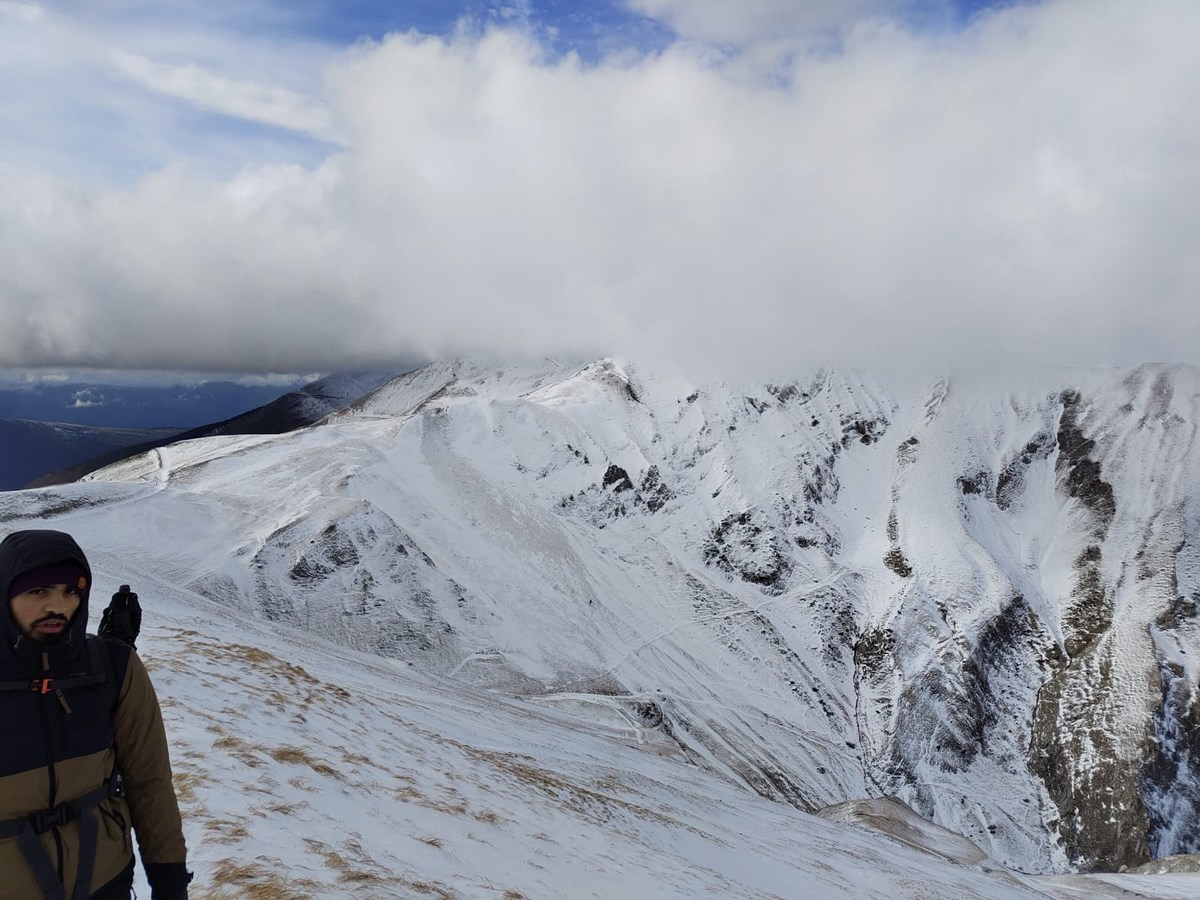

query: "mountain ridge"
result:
(8, 357), (1200, 887)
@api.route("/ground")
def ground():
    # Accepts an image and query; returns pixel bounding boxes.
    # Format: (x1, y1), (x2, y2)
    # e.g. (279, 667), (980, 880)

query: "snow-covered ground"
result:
(6, 357), (1200, 895)
(92, 572), (1200, 898)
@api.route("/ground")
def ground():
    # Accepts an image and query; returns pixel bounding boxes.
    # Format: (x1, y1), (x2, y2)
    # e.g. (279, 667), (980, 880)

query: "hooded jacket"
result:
(0, 530), (188, 899)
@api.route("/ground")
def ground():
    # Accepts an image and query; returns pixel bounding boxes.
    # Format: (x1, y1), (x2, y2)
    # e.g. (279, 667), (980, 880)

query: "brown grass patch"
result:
(335, 747), (376, 767)
(195, 858), (322, 900)
(267, 745), (340, 778)
(400, 880), (457, 899)
(204, 818), (250, 844)
(173, 770), (203, 804)
(423, 798), (468, 816)
(255, 801), (306, 817)
(304, 837), (401, 886)
(210, 734), (266, 768)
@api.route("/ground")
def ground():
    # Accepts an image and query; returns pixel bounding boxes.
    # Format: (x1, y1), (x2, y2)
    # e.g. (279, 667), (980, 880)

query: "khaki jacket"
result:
(0, 529), (186, 898)
(0, 650), (187, 898)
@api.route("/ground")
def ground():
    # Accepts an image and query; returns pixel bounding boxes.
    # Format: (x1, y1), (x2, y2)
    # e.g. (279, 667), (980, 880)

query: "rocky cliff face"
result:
(14, 358), (1200, 875)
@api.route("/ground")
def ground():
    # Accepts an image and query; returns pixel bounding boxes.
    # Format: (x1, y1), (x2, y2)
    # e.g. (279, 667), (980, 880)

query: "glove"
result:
(145, 862), (192, 900)
(98, 584), (142, 649)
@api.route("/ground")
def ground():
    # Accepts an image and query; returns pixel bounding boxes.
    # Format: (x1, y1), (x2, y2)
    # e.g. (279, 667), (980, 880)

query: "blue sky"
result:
(9, 0), (1022, 185)
(2, 0), (1198, 376)
(218, 0), (1018, 45)
(102, 1), (1020, 63)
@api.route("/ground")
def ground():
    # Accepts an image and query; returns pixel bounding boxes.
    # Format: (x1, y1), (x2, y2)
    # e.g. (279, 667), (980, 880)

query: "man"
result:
(0, 530), (190, 899)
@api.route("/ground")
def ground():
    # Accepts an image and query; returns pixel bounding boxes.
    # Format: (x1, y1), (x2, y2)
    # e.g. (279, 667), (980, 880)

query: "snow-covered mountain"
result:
(24, 371), (398, 488)
(0, 418), (182, 489)
(7, 358), (1200, 895)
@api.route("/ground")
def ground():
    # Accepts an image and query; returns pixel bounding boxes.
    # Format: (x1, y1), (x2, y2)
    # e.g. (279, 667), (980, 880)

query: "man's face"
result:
(9, 584), (81, 643)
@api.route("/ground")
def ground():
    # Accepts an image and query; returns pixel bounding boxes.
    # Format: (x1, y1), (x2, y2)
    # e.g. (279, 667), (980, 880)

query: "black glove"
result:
(98, 584), (142, 650)
(145, 862), (192, 900)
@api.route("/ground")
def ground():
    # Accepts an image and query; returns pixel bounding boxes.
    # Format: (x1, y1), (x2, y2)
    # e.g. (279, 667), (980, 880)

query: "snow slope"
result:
(74, 558), (1200, 898)
(6, 357), (1200, 892)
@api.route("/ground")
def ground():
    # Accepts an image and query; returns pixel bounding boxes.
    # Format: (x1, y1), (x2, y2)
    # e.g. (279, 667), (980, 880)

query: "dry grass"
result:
(210, 734), (266, 769)
(255, 800), (307, 817)
(203, 818), (250, 844)
(472, 809), (503, 825)
(467, 747), (674, 827)
(334, 747), (376, 767)
(303, 837), (403, 887)
(195, 859), (321, 900)
(415, 834), (445, 849)
(173, 770), (203, 804)
(223, 644), (282, 668)
(267, 745), (340, 777)
(399, 880), (457, 899)
(423, 797), (468, 816)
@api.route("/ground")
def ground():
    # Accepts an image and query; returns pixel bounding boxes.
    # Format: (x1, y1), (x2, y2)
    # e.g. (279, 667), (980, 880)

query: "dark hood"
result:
(0, 529), (93, 668)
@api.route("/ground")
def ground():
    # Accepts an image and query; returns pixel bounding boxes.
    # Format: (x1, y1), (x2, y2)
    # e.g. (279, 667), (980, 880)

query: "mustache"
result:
(32, 614), (70, 627)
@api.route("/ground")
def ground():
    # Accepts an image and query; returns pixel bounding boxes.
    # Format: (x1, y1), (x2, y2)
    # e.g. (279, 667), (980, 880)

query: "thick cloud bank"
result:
(2, 0), (1198, 375)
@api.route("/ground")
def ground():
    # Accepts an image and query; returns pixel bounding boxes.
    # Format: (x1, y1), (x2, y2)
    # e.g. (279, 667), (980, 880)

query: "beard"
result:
(31, 616), (70, 644)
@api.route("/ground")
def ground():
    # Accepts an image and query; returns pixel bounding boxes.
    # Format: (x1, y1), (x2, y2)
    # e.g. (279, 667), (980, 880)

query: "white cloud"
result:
(0, 1), (337, 179)
(2, 0), (1199, 377)
(0, 1), (43, 23)
(108, 51), (340, 142)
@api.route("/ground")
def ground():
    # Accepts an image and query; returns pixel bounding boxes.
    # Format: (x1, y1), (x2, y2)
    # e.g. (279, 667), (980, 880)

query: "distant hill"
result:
(0, 419), (182, 491)
(0, 378), (316, 429)
(165, 371), (399, 437)
(25, 371), (398, 488)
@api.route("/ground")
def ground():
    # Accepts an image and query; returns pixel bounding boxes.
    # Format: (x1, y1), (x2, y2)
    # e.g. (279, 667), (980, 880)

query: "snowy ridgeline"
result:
(7, 358), (1200, 896)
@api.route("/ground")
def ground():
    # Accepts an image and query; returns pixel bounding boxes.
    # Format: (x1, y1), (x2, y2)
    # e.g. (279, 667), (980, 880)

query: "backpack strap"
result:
(0, 778), (123, 900)
(0, 636), (123, 897)
(0, 637), (113, 697)
(86, 635), (120, 713)
(0, 676), (45, 692)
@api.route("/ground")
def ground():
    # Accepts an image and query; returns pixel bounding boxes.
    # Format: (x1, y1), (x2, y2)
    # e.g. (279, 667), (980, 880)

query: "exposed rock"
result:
(883, 548), (913, 578)
(703, 511), (790, 592)
(957, 472), (990, 497)
(638, 465), (674, 513)
(1056, 391), (1115, 526)
(602, 463), (634, 493)
(1142, 656), (1200, 857)
(766, 383), (799, 404)
(841, 414), (889, 447)
(996, 431), (1055, 510)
